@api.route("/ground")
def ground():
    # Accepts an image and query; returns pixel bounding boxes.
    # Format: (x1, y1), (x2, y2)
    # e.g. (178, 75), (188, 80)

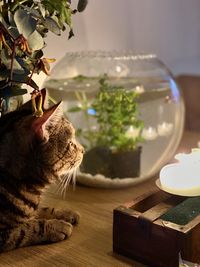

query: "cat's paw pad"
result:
(48, 219), (73, 242)
(56, 210), (81, 225)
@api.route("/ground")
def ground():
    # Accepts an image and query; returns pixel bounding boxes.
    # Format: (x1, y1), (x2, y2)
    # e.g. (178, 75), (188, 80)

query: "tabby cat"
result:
(0, 89), (84, 252)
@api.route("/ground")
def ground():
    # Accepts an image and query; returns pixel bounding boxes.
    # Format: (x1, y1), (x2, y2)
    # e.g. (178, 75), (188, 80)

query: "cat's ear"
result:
(19, 88), (48, 112)
(31, 101), (63, 142)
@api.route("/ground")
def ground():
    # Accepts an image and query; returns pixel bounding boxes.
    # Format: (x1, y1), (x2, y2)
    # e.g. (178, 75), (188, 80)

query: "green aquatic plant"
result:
(69, 76), (144, 151)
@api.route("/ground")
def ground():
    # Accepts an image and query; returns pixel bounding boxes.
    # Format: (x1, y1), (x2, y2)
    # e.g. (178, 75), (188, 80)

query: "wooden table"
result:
(0, 131), (199, 267)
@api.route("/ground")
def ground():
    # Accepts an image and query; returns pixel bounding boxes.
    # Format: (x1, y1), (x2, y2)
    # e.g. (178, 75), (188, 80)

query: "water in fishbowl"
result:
(45, 75), (184, 179)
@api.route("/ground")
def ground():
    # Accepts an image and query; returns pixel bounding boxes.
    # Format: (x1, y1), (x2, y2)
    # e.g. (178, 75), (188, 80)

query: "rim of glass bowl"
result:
(61, 51), (157, 61)
(54, 51), (173, 77)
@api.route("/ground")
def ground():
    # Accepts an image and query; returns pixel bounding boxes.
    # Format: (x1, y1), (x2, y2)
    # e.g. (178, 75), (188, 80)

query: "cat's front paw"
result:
(55, 209), (80, 225)
(47, 219), (73, 242)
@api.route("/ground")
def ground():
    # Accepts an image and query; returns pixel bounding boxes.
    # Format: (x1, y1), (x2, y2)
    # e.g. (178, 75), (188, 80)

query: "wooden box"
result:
(113, 189), (200, 267)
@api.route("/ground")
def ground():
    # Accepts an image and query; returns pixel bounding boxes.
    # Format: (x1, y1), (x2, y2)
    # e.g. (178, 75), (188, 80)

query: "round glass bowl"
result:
(44, 52), (185, 188)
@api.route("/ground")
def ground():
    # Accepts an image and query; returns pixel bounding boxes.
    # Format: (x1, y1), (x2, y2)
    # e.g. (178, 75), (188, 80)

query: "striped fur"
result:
(0, 95), (83, 252)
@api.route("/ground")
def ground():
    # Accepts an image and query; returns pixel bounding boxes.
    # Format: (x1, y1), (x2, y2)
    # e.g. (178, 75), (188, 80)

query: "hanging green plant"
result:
(0, 0), (88, 113)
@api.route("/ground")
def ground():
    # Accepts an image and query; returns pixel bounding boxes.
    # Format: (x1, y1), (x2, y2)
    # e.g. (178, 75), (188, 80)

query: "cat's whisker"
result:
(56, 175), (68, 194)
(55, 179), (64, 194)
(53, 176), (66, 195)
(72, 167), (78, 190)
(53, 166), (78, 197)
(60, 175), (69, 197)
(61, 170), (73, 198)
(54, 170), (72, 195)
(62, 177), (70, 198)
(61, 175), (69, 196)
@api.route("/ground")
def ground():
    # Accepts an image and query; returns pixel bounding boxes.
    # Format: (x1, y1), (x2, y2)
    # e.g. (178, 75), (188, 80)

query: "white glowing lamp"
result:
(157, 149), (200, 196)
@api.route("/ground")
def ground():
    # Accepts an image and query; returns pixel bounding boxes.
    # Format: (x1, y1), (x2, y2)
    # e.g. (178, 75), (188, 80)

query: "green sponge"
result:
(161, 197), (200, 225)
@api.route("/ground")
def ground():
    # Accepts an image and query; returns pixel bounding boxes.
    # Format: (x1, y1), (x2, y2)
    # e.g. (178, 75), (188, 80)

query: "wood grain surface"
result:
(0, 131), (199, 267)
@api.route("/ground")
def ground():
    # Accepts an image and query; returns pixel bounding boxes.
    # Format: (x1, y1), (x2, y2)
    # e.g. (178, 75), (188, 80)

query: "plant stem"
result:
(9, 41), (16, 82)
(27, 64), (36, 85)
(11, 0), (29, 12)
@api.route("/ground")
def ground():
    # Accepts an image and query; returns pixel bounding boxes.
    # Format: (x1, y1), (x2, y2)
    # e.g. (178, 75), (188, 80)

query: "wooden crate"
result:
(113, 188), (200, 267)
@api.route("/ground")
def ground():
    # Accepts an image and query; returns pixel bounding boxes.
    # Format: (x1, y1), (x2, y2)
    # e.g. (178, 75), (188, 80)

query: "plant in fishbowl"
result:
(68, 76), (144, 179)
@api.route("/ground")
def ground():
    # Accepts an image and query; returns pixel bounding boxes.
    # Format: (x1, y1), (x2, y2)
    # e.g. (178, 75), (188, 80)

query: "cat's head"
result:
(0, 89), (84, 186)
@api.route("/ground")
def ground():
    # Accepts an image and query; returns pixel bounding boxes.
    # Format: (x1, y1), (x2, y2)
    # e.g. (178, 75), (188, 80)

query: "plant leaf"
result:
(11, 87), (28, 96)
(14, 9), (37, 38)
(38, 3), (46, 18)
(26, 78), (39, 90)
(77, 0), (88, 12)
(8, 11), (16, 27)
(32, 50), (44, 59)
(64, 7), (72, 28)
(0, 85), (27, 97)
(7, 26), (20, 39)
(23, 6), (41, 19)
(27, 30), (44, 50)
(11, 73), (39, 90)
(0, 14), (9, 29)
(1, 49), (24, 74)
(43, 17), (61, 35)
(0, 68), (8, 81)
(12, 73), (29, 82)
(68, 28), (74, 39)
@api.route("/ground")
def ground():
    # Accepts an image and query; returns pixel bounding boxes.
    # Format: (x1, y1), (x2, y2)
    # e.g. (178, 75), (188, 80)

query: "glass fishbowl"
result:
(44, 52), (185, 188)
